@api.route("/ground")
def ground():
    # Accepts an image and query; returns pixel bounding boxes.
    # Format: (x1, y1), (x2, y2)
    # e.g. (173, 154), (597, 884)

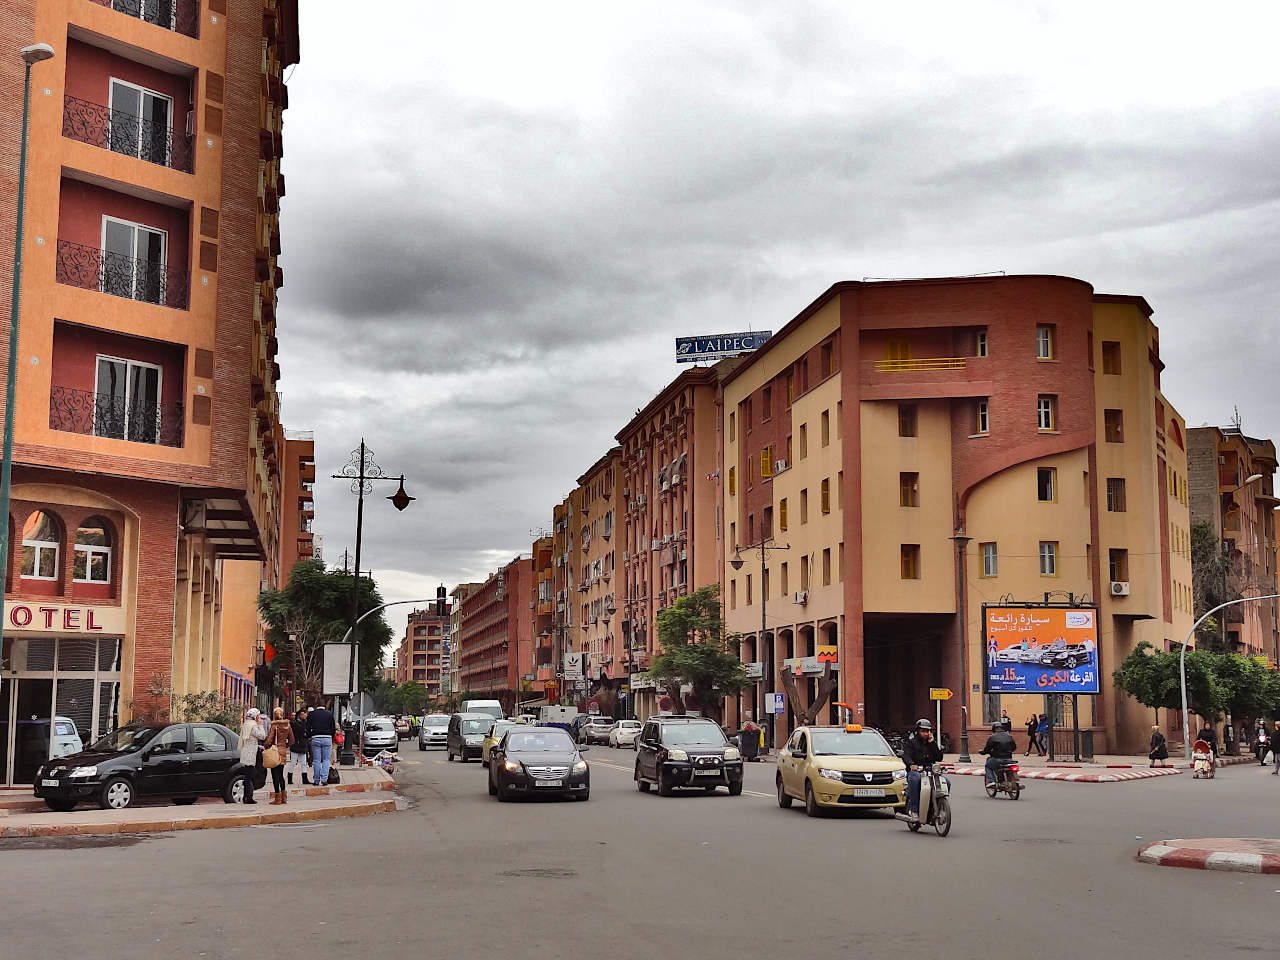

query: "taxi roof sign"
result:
(844, 724), (862, 733)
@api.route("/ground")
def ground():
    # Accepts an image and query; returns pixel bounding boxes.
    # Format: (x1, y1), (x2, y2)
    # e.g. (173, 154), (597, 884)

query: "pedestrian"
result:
(1024, 715), (1038, 756)
(1036, 714), (1049, 757)
(1272, 721), (1280, 775)
(307, 699), (337, 786)
(238, 707), (266, 804)
(1196, 720), (1218, 760)
(287, 708), (310, 785)
(1000, 709), (1013, 734)
(263, 707), (295, 805)
(1149, 724), (1169, 768)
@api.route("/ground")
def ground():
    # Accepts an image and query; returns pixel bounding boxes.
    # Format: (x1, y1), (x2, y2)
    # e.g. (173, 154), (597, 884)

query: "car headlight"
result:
(68, 766), (97, 779)
(573, 759), (588, 774)
(818, 768), (844, 782)
(503, 759), (522, 773)
(723, 747), (741, 761)
(892, 769), (907, 781)
(667, 749), (688, 761)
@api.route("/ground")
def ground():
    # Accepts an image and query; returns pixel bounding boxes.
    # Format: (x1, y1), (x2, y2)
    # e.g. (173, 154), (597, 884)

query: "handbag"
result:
(262, 745), (282, 768)
(1266, 751), (1274, 766)
(334, 732), (345, 746)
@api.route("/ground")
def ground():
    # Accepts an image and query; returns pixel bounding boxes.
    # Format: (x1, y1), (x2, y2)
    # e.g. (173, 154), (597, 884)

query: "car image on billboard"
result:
(983, 606), (1099, 694)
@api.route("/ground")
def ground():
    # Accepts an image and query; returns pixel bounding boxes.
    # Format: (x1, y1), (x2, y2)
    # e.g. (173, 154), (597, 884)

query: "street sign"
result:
(767, 692), (786, 714)
(929, 687), (953, 701)
(349, 692), (375, 719)
(587, 699), (600, 715)
(564, 652), (584, 681)
(745, 661), (763, 680)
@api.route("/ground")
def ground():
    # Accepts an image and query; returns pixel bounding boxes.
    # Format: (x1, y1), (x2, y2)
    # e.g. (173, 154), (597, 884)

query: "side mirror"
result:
(791, 749), (805, 760)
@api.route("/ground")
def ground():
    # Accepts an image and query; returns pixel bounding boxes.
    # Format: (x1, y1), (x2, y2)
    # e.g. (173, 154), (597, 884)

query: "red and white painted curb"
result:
(950, 765), (1179, 783)
(1138, 841), (1280, 873)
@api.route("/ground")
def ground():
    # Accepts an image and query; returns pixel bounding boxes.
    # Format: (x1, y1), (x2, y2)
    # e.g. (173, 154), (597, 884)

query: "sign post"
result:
(929, 688), (952, 747)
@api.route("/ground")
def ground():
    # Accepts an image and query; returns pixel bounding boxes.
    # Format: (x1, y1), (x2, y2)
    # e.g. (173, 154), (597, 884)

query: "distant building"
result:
(395, 606), (450, 699)
(457, 559), (533, 702)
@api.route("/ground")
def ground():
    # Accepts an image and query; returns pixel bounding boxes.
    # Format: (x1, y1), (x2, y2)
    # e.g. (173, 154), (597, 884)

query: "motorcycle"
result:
(1256, 734), (1270, 766)
(984, 758), (1022, 799)
(895, 763), (953, 836)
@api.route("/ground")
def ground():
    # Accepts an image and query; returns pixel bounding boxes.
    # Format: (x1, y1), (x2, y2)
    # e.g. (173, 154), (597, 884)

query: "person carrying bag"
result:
(238, 708), (267, 804)
(263, 707), (295, 804)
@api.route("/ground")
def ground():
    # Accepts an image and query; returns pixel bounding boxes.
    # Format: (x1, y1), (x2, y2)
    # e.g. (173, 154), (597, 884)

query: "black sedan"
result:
(33, 722), (267, 812)
(487, 727), (590, 802)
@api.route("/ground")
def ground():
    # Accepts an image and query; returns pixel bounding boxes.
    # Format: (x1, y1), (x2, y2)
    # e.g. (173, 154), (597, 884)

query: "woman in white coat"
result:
(238, 707), (266, 804)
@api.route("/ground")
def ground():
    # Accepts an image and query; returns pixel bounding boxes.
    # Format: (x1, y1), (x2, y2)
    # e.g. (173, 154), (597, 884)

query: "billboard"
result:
(983, 605), (1099, 694)
(676, 331), (772, 364)
(321, 642), (355, 696)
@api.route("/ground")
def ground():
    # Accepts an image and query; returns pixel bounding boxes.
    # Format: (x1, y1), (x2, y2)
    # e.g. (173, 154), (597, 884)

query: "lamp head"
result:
(20, 43), (54, 66)
(729, 548), (745, 572)
(387, 476), (414, 511)
(1244, 473), (1263, 486)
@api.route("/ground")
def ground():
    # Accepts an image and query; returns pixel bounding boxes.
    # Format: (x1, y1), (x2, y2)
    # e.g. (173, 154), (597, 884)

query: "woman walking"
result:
(238, 707), (266, 804)
(1149, 724), (1170, 768)
(287, 708), (310, 785)
(263, 707), (295, 804)
(1024, 715), (1039, 756)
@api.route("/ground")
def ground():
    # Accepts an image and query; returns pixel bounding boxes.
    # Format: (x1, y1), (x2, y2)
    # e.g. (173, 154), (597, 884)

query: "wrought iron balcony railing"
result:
(88, 0), (200, 39)
(49, 385), (185, 447)
(56, 239), (189, 310)
(62, 96), (193, 173)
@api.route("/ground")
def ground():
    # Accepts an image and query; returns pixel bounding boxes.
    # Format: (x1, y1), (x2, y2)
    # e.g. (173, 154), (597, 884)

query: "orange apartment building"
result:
(530, 534), (553, 705)
(394, 605), (449, 698)
(575, 449), (622, 692)
(721, 275), (1192, 755)
(0, 0), (298, 785)
(456, 557), (532, 706)
(617, 365), (729, 719)
(1188, 426), (1279, 660)
(545, 492), (580, 704)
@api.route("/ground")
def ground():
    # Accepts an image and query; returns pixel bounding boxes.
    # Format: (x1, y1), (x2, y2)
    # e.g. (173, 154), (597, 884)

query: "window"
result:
(730, 522), (736, 547)
(839, 542), (845, 581)
(1037, 395), (1056, 431)
(762, 506), (773, 539)
(748, 457), (754, 484)
(785, 434), (792, 464)
(1101, 341), (1122, 375)
(821, 478), (831, 514)
(822, 548), (831, 586)
(746, 574), (753, 606)
(1109, 548), (1129, 583)
(799, 424), (808, 459)
(898, 404), (918, 437)
(21, 511), (60, 580)
(886, 338), (912, 368)
(780, 562), (789, 595)
(836, 402), (842, 438)
(975, 399), (989, 435)
(821, 410), (830, 447)
(1106, 477), (1127, 512)
(1104, 409), (1124, 443)
(900, 544), (920, 580)
(95, 354), (164, 444)
(800, 489), (809, 524)
(73, 516), (112, 583)
(728, 466), (736, 496)
(762, 386), (772, 421)
(108, 78), (173, 166)
(900, 472), (919, 507)
(747, 514), (755, 543)
(192, 726), (231, 752)
(761, 446), (773, 479)
(786, 373), (794, 405)
(975, 329), (988, 357)
(1037, 467), (1057, 502)
(821, 341), (833, 376)
(837, 470), (844, 509)
(800, 556), (810, 591)
(728, 412), (735, 442)
(1036, 325), (1055, 360)
(779, 498), (788, 531)
(102, 216), (167, 305)
(1039, 541), (1058, 576)
(150, 727), (188, 755)
(729, 579), (737, 609)
(980, 542), (998, 577)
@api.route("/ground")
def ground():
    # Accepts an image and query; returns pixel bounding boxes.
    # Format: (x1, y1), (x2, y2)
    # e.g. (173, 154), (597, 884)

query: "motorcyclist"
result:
(901, 718), (944, 821)
(979, 721), (1016, 786)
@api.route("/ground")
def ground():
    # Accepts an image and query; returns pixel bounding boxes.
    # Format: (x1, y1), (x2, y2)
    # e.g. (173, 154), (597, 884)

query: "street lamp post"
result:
(0, 43), (55, 643)
(607, 595), (647, 720)
(731, 539), (790, 752)
(951, 532), (973, 762)
(332, 440), (414, 764)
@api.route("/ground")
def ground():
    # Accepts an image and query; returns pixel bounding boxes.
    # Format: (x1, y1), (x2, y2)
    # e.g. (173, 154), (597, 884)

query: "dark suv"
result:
(634, 717), (744, 796)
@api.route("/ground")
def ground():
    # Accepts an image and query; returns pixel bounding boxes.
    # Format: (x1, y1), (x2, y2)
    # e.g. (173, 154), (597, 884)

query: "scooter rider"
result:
(902, 718), (944, 821)
(979, 722), (1016, 786)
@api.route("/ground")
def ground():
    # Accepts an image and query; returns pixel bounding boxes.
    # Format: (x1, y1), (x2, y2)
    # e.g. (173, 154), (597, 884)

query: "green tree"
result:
(1191, 522), (1237, 651)
(393, 682), (430, 716)
(1113, 640), (1227, 722)
(647, 584), (747, 724)
(1211, 653), (1280, 723)
(368, 676), (398, 714)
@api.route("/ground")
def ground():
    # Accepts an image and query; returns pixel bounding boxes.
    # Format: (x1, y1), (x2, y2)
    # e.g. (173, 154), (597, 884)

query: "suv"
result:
(634, 717), (744, 796)
(579, 716), (615, 745)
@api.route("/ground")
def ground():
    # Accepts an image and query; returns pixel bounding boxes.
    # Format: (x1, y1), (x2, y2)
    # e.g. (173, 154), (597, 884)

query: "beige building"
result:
(575, 449), (623, 691)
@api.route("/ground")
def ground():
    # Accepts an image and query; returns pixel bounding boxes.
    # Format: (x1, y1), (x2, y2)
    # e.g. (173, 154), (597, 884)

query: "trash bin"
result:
(1080, 730), (1094, 761)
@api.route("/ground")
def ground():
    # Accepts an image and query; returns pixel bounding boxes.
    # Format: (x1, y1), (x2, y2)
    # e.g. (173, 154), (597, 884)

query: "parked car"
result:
(25, 715), (85, 760)
(394, 717), (412, 740)
(609, 719), (642, 749)
(33, 722), (266, 812)
(482, 720), (518, 767)
(447, 712), (494, 762)
(462, 699), (505, 723)
(361, 718), (398, 754)
(418, 714), (450, 751)
(569, 714), (594, 741)
(579, 716), (616, 745)
(775, 724), (907, 817)
(634, 717), (744, 796)
(487, 726), (590, 801)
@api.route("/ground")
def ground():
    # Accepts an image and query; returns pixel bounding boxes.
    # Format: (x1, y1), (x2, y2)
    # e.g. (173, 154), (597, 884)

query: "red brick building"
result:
(394, 606), (449, 699)
(456, 557), (533, 707)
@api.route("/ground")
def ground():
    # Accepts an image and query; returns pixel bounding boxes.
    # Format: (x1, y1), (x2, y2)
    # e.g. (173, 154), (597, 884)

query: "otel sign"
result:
(7, 603), (118, 633)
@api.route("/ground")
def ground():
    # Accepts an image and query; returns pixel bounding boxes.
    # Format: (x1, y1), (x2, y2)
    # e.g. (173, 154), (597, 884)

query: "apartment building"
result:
(0, 0), (298, 784)
(545, 492), (580, 704)
(448, 582), (479, 697)
(575, 449), (622, 691)
(617, 365), (729, 719)
(1188, 426), (1279, 660)
(721, 275), (1192, 754)
(280, 429), (315, 572)
(456, 559), (532, 701)
(530, 535), (553, 705)
(394, 605), (449, 698)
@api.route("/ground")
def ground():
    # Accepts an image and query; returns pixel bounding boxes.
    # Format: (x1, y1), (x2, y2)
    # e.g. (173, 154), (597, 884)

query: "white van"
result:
(462, 699), (504, 722)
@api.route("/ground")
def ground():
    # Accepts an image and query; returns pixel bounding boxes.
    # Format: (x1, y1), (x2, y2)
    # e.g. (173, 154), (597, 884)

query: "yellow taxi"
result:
(776, 724), (907, 817)
(481, 720), (517, 767)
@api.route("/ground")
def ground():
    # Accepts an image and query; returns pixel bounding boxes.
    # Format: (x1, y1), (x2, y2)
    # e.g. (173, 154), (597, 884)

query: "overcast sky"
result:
(274, 1), (1280, 646)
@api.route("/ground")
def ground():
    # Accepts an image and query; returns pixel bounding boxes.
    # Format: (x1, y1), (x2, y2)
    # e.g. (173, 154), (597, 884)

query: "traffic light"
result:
(435, 583), (447, 617)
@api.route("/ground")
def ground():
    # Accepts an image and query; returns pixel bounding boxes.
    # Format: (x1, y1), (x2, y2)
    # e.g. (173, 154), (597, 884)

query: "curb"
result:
(950, 765), (1180, 782)
(1138, 841), (1280, 874)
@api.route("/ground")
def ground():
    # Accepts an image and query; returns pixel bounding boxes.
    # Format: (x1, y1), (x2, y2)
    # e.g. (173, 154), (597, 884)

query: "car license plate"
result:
(693, 768), (720, 776)
(536, 779), (563, 787)
(853, 787), (884, 797)
(41, 778), (59, 787)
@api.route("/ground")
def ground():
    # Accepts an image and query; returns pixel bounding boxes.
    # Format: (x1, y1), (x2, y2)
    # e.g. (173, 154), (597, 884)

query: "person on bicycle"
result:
(901, 718), (943, 821)
(979, 721), (1016, 786)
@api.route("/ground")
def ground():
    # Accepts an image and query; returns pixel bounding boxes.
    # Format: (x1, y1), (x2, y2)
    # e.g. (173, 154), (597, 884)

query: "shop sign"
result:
(816, 644), (838, 663)
(629, 673), (656, 690)
(675, 331), (772, 364)
(6, 603), (124, 634)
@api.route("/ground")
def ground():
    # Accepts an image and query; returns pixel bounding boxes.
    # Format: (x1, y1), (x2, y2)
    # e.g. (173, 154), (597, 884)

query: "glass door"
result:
(101, 217), (167, 305)
(108, 79), (173, 166)
(95, 355), (163, 444)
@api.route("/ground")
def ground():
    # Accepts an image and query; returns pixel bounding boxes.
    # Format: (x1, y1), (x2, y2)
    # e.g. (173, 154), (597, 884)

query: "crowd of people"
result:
(235, 701), (339, 804)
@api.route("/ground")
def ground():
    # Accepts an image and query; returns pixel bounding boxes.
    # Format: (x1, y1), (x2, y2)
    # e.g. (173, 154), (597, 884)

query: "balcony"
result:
(56, 239), (189, 310)
(872, 357), (967, 372)
(49, 385), (184, 447)
(88, 0), (201, 39)
(62, 96), (193, 173)
(1219, 467), (1240, 488)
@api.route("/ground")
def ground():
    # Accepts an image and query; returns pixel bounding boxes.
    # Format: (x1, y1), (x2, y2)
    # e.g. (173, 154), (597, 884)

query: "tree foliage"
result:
(1113, 640), (1280, 723)
(1191, 522), (1236, 651)
(647, 584), (747, 723)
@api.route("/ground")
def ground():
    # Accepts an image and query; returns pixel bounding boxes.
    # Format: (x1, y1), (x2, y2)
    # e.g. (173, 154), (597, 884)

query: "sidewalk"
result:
(946, 752), (1256, 783)
(1139, 838), (1280, 874)
(0, 766), (396, 838)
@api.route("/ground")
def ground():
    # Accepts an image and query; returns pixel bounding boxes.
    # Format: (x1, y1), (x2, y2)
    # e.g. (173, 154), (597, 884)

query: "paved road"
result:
(3, 743), (1277, 959)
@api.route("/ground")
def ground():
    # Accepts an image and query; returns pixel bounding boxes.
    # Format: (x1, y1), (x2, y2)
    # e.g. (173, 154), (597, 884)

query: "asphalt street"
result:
(4, 743), (1277, 959)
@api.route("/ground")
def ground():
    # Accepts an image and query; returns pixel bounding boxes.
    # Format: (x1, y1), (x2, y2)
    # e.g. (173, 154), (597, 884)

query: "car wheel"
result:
(728, 780), (743, 797)
(488, 772), (497, 796)
(100, 776), (135, 811)
(777, 775), (792, 808)
(44, 798), (77, 812)
(804, 781), (819, 818)
(224, 773), (249, 804)
(657, 769), (674, 796)
(173, 796), (199, 806)
(576, 789), (590, 801)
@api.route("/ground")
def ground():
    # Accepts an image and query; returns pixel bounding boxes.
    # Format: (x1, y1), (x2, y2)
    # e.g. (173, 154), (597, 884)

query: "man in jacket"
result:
(980, 722), (1016, 785)
(306, 702), (337, 786)
(902, 719), (943, 821)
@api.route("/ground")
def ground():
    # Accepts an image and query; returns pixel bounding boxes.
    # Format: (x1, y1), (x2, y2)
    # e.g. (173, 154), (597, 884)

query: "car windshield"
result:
(809, 729), (895, 757)
(489, 721), (516, 738)
(589, 717), (614, 725)
(619, 721), (640, 728)
(88, 726), (159, 754)
(507, 731), (575, 752)
(462, 719), (490, 734)
(661, 723), (727, 746)
(424, 716), (449, 727)
(366, 721), (392, 732)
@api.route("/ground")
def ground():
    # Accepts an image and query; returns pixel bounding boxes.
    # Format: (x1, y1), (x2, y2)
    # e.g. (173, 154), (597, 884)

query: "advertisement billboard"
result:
(675, 331), (772, 364)
(983, 605), (1099, 694)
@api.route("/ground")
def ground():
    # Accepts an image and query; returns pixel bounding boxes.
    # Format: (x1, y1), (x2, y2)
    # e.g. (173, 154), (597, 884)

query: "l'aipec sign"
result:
(675, 331), (772, 364)
(6, 602), (125, 635)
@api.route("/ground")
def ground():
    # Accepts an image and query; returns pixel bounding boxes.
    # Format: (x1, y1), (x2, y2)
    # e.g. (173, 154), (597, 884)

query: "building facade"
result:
(530, 535), (553, 705)
(575, 450), (622, 695)
(394, 605), (449, 698)
(720, 276), (1192, 754)
(0, 0), (298, 785)
(280, 429), (315, 573)
(455, 558), (532, 702)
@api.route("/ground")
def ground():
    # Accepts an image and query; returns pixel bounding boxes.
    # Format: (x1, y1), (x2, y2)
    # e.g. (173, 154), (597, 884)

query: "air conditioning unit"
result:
(623, 487), (630, 499)
(774, 459), (788, 473)
(671, 473), (681, 485)
(1110, 581), (1130, 596)
(793, 590), (808, 605)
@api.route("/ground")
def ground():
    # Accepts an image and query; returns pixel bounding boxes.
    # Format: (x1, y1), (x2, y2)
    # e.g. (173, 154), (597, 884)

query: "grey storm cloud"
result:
(272, 1), (1280, 639)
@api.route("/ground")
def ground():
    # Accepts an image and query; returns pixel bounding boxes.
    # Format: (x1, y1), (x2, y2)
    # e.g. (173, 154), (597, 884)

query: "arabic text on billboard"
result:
(983, 606), (1099, 694)
(675, 331), (772, 364)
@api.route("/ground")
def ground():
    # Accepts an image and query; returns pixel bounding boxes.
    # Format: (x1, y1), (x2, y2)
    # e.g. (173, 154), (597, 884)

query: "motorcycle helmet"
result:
(916, 718), (932, 731)
(991, 723), (1002, 732)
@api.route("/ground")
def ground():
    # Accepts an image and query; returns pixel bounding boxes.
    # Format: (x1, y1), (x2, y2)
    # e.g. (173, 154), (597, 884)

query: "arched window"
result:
(73, 516), (113, 584)
(21, 511), (60, 580)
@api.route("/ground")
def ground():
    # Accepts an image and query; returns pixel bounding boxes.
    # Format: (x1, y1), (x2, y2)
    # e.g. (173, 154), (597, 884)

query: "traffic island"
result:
(1138, 838), (1280, 874)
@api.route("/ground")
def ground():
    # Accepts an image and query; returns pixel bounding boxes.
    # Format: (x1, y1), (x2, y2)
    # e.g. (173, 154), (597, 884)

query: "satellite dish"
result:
(349, 692), (375, 719)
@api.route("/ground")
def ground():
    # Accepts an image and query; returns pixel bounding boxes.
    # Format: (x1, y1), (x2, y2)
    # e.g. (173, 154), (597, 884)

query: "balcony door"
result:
(108, 79), (173, 166)
(94, 355), (163, 444)
(101, 216), (167, 305)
